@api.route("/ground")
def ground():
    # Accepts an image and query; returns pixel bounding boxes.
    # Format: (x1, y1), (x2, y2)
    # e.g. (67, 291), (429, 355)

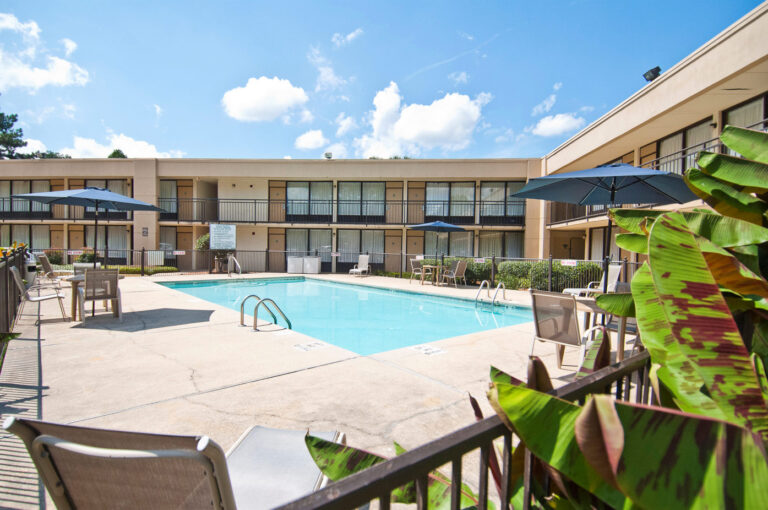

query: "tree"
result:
(18, 150), (71, 159)
(108, 149), (127, 158)
(0, 111), (27, 159)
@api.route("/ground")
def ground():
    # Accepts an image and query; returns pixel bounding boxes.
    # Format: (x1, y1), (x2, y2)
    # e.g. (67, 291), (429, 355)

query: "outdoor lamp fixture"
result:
(643, 66), (661, 82)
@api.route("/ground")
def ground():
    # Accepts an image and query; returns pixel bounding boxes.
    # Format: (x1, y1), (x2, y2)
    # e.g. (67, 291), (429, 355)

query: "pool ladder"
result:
(228, 255), (242, 277)
(475, 280), (507, 306)
(240, 295), (292, 331)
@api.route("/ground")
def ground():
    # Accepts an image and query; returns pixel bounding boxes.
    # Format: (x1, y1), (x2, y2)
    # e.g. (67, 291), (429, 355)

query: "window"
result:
(338, 182), (386, 219)
(286, 229), (332, 262)
(0, 225), (9, 246)
(159, 180), (177, 213)
(337, 229), (360, 263)
(1, 224), (49, 248)
(725, 96), (766, 155)
(480, 182), (525, 222)
(0, 181), (9, 212)
(478, 231), (524, 258)
(424, 231), (474, 258)
(159, 226), (176, 254)
(286, 182), (332, 218)
(12, 224), (30, 245)
(656, 119), (714, 174)
(12, 181), (30, 212)
(337, 229), (384, 264)
(31, 225), (50, 250)
(426, 182), (475, 220)
(361, 230), (384, 263)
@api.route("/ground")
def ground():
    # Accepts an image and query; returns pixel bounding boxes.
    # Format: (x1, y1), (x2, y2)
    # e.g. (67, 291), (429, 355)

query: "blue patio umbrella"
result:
(408, 221), (465, 264)
(12, 187), (164, 268)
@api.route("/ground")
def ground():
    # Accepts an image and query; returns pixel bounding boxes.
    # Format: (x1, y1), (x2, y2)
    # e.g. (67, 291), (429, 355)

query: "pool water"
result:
(160, 278), (532, 355)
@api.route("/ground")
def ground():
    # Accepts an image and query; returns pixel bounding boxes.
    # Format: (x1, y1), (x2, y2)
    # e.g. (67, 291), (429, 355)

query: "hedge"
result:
(104, 265), (180, 275)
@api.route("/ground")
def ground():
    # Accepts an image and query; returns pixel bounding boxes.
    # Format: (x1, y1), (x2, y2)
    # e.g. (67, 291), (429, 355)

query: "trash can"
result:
(25, 252), (38, 283)
(287, 256), (304, 274)
(303, 256), (321, 274)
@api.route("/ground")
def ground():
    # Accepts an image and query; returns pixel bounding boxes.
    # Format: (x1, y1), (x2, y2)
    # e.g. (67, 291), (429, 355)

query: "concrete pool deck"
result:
(0, 273), (628, 508)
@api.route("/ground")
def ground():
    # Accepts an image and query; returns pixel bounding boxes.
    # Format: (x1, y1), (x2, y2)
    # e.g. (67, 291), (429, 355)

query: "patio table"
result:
(420, 264), (442, 285)
(64, 274), (125, 321)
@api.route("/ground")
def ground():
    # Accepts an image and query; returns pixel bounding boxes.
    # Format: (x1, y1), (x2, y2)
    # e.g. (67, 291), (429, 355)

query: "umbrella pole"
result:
(92, 202), (98, 316)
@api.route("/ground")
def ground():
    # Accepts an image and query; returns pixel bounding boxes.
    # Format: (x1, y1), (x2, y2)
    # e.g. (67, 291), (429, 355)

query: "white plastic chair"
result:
(349, 254), (370, 276)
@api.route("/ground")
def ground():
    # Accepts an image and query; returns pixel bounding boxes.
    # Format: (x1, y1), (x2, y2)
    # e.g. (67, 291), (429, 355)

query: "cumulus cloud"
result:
(353, 82), (491, 158)
(458, 31), (474, 41)
(323, 142), (348, 159)
(153, 104), (163, 118)
(61, 38), (77, 56)
(531, 82), (564, 116)
(16, 138), (47, 154)
(62, 103), (75, 118)
(332, 28), (363, 47)
(579, 105), (594, 113)
(0, 13), (88, 92)
(335, 112), (357, 136)
(300, 109), (314, 123)
(448, 71), (469, 85)
(494, 129), (515, 144)
(308, 47), (346, 92)
(295, 129), (329, 150)
(60, 133), (185, 158)
(530, 113), (585, 137)
(221, 76), (308, 122)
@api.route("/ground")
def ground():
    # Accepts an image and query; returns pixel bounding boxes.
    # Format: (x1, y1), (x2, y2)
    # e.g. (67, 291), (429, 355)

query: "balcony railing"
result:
(155, 198), (526, 226)
(0, 198), (52, 220)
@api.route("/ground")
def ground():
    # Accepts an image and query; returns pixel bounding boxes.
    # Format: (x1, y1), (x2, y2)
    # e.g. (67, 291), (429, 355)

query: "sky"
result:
(0, 1), (762, 160)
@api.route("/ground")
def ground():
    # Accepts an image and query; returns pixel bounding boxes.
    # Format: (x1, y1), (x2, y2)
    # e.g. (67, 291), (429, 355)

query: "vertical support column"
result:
(132, 160), (158, 251)
(331, 228), (337, 273)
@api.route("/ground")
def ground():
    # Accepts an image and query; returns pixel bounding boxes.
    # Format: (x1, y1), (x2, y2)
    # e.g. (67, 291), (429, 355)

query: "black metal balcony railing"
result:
(0, 198), (52, 220)
(154, 198), (526, 226)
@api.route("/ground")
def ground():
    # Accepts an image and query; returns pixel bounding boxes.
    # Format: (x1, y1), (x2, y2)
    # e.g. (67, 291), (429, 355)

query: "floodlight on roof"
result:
(643, 66), (661, 82)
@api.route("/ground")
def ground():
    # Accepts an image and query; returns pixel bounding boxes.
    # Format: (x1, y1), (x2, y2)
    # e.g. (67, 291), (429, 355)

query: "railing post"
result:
(548, 254), (553, 292)
(491, 255), (496, 286)
(141, 248), (145, 276)
(622, 257), (628, 282)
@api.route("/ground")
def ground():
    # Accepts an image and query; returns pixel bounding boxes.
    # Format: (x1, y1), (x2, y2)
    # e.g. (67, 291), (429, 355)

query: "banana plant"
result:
(488, 126), (768, 508)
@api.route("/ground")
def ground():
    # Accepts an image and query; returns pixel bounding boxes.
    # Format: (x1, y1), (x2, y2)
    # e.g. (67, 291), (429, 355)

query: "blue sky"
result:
(0, 1), (761, 159)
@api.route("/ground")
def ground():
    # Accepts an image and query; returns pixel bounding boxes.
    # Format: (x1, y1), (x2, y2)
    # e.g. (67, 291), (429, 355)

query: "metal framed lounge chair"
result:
(3, 416), (345, 510)
(441, 259), (467, 288)
(562, 263), (622, 297)
(349, 254), (370, 276)
(409, 257), (431, 284)
(530, 289), (605, 369)
(77, 268), (121, 320)
(35, 253), (64, 288)
(9, 266), (68, 321)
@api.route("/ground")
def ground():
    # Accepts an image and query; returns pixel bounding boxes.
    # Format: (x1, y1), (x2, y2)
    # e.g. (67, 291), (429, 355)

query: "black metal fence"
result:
(278, 350), (651, 509)
(1, 247), (26, 333)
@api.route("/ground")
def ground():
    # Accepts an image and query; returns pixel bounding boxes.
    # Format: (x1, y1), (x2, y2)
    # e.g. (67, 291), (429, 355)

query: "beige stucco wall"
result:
(218, 178), (269, 200)
(236, 226), (268, 251)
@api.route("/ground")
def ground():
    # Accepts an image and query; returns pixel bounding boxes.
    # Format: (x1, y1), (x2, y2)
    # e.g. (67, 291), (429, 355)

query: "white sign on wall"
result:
(210, 224), (237, 250)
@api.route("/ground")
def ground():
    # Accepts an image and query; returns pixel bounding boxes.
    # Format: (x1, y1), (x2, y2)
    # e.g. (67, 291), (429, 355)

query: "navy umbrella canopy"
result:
(12, 187), (164, 267)
(408, 221), (465, 263)
(512, 163), (699, 206)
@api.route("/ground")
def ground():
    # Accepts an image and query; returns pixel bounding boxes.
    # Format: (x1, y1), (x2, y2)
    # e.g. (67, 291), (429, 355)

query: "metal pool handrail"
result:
(491, 282), (506, 305)
(253, 298), (292, 331)
(240, 294), (277, 326)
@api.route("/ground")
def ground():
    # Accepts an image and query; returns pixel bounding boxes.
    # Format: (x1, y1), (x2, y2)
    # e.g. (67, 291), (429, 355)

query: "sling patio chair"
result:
(530, 289), (606, 370)
(441, 259), (468, 287)
(349, 254), (370, 276)
(4, 416), (345, 510)
(409, 257), (432, 284)
(9, 266), (68, 321)
(562, 263), (623, 297)
(35, 253), (64, 288)
(77, 268), (121, 321)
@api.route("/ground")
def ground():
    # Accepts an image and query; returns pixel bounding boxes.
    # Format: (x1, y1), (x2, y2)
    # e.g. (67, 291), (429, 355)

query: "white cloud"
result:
(448, 71), (469, 85)
(494, 129), (515, 144)
(331, 28), (363, 47)
(335, 112), (357, 137)
(323, 142), (348, 159)
(16, 138), (47, 154)
(295, 129), (329, 150)
(300, 109), (314, 123)
(221, 76), (308, 122)
(283, 155), (292, 159)
(153, 104), (163, 118)
(0, 13), (87, 92)
(580, 105), (595, 113)
(61, 38), (77, 56)
(62, 103), (75, 118)
(553, 82), (562, 91)
(530, 113), (585, 137)
(531, 94), (556, 116)
(458, 31), (474, 41)
(353, 81), (491, 158)
(308, 47), (346, 92)
(60, 133), (185, 158)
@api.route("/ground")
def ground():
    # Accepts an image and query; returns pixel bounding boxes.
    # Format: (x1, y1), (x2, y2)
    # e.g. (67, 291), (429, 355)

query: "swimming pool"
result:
(160, 278), (532, 355)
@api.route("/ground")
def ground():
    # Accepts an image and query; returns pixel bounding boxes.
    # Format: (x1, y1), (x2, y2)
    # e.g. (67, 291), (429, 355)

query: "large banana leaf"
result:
(615, 233), (647, 254)
(719, 125), (768, 164)
(594, 293), (635, 318)
(575, 327), (611, 379)
(684, 168), (767, 225)
(647, 212), (768, 441)
(575, 394), (768, 509)
(305, 434), (484, 508)
(697, 150), (768, 190)
(631, 264), (724, 418)
(487, 382), (626, 508)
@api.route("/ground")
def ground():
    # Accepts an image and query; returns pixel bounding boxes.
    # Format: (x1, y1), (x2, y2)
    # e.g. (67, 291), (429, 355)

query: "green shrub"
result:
(44, 250), (63, 265)
(464, 259), (491, 284)
(104, 265), (179, 275)
(76, 252), (95, 263)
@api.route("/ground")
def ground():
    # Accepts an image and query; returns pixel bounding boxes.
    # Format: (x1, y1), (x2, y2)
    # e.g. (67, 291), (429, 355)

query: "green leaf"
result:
(720, 125), (768, 164)
(595, 293), (635, 318)
(697, 151), (768, 192)
(610, 209), (663, 234)
(701, 249), (768, 313)
(527, 356), (554, 392)
(576, 395), (768, 509)
(490, 365), (524, 386)
(647, 212), (768, 441)
(487, 383), (626, 508)
(684, 168), (767, 225)
(575, 327), (612, 379)
(631, 264), (724, 418)
(683, 211), (768, 248)
(615, 233), (647, 254)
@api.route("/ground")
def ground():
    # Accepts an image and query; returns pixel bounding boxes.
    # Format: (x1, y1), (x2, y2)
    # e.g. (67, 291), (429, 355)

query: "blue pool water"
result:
(160, 278), (532, 355)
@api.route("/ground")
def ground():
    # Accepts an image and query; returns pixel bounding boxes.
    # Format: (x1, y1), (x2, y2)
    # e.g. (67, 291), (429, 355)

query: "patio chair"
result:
(73, 262), (101, 276)
(409, 258), (432, 284)
(35, 253), (64, 288)
(349, 254), (370, 276)
(9, 266), (68, 321)
(562, 263), (622, 297)
(3, 416), (345, 510)
(77, 268), (121, 320)
(442, 259), (468, 288)
(530, 289), (605, 369)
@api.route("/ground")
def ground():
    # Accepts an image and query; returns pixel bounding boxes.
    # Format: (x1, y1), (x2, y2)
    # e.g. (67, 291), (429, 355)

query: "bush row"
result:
(104, 265), (180, 275)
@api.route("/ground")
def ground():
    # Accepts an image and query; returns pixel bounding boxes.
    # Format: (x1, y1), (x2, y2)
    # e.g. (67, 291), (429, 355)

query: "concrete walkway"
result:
(0, 273), (603, 508)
